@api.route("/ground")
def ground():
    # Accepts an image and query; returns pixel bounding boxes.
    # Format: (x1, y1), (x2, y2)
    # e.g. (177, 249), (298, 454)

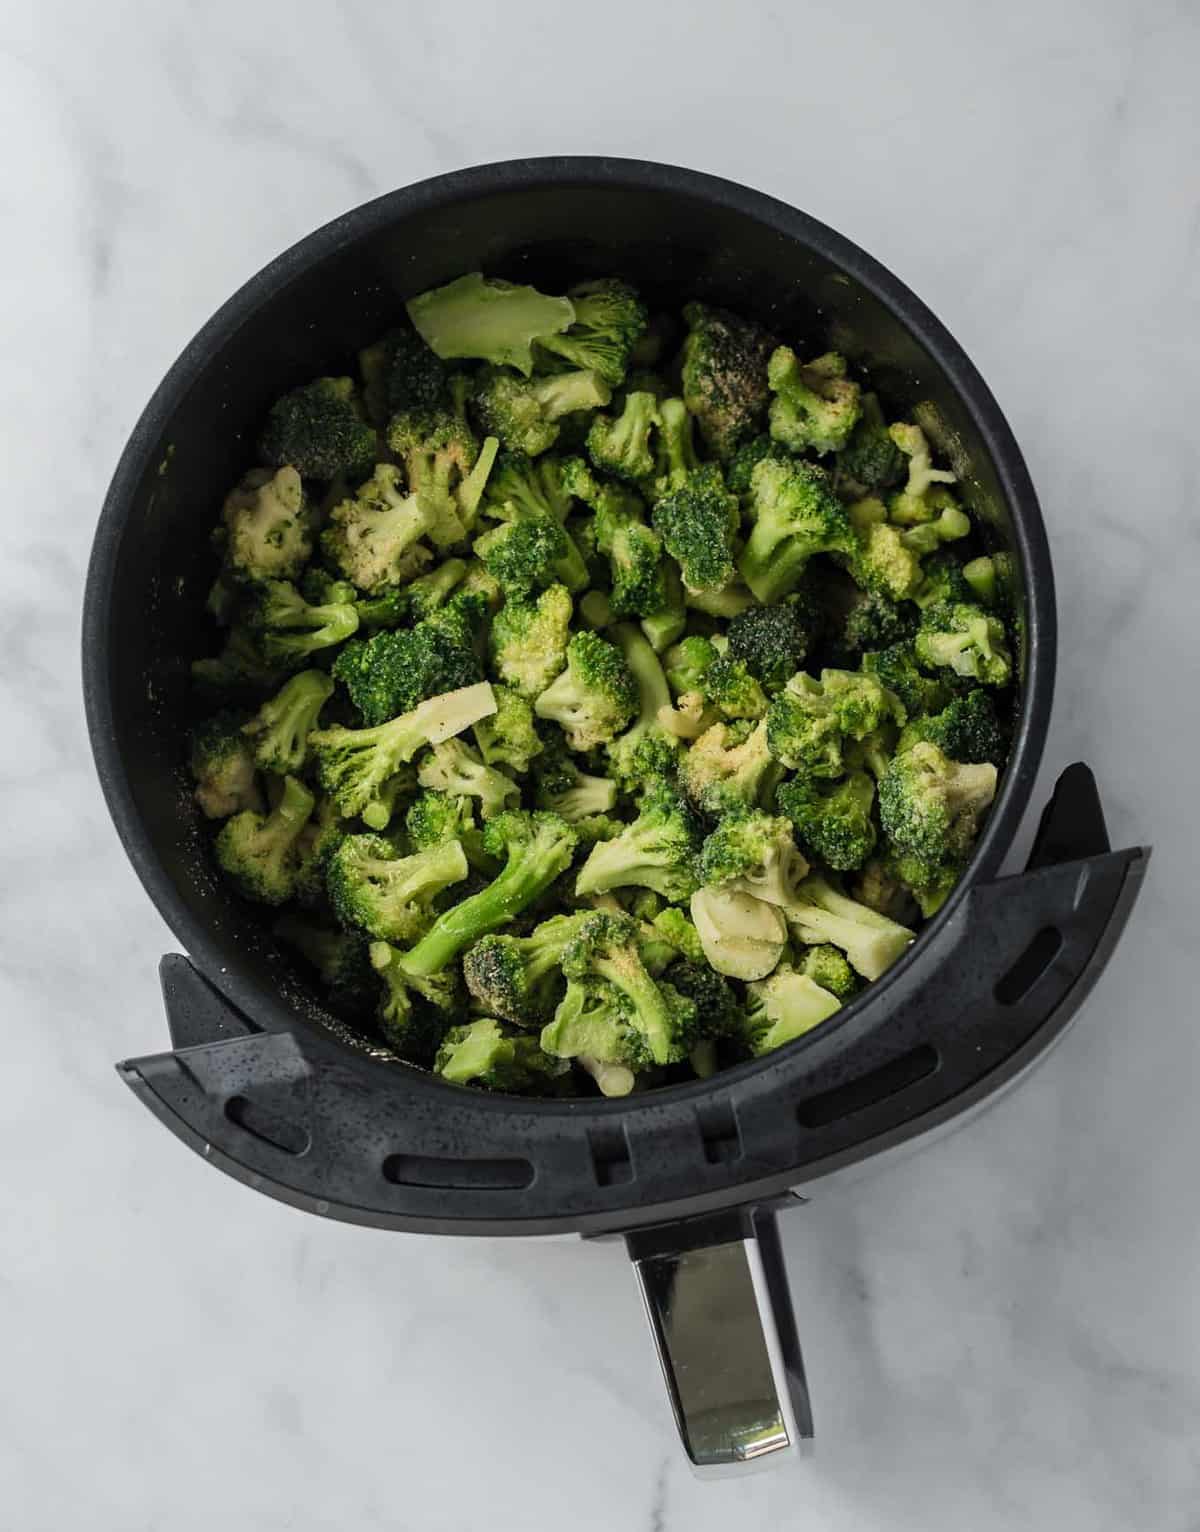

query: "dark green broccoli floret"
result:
(561, 910), (698, 1066)
(575, 776), (701, 902)
(244, 579), (360, 670)
(835, 394), (905, 498)
(738, 457), (856, 604)
(878, 741), (998, 878)
(765, 669), (897, 776)
(604, 623), (683, 785)
(241, 669), (334, 775)
(912, 549), (974, 610)
(462, 911), (590, 1025)
(473, 513), (587, 597)
(407, 272), (575, 374)
(799, 944), (860, 999)
(387, 810), (578, 979)
(321, 464), (438, 592)
(540, 977), (650, 1096)
(897, 688), (1006, 766)
(726, 433), (789, 498)
(332, 602), (483, 726)
(743, 966), (842, 1055)
(861, 643), (950, 723)
(586, 389), (659, 482)
(214, 775), (316, 905)
(767, 349), (861, 455)
(482, 450), (573, 523)
(678, 719), (779, 816)
(915, 602), (1013, 686)
(536, 278), (648, 385)
(474, 365), (612, 456)
(840, 590), (916, 657)
(666, 959), (746, 1040)
(531, 729), (619, 821)
(472, 684), (543, 774)
(651, 463), (740, 594)
(220, 466), (312, 583)
(416, 736), (520, 821)
(308, 682), (498, 829)
(679, 302), (775, 459)
(326, 832), (470, 942)
(351, 558), (466, 631)
(488, 584), (573, 699)
(533, 630), (639, 750)
(435, 1018), (567, 1091)
(274, 912), (377, 1015)
(725, 593), (820, 692)
(781, 874), (913, 981)
(406, 787), (496, 873)
(776, 770), (878, 871)
(258, 377), (376, 481)
(560, 468), (669, 620)
(697, 806), (809, 906)
(359, 325), (452, 423)
(190, 712), (261, 820)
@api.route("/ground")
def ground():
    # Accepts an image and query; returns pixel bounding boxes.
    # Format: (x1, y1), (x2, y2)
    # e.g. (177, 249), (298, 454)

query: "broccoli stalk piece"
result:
(697, 807), (809, 907)
(258, 376), (376, 481)
(416, 737), (521, 821)
(536, 278), (649, 385)
(689, 883), (788, 981)
(586, 390), (660, 482)
(915, 602), (1013, 686)
(963, 555), (998, 605)
(245, 579), (360, 669)
(744, 967), (842, 1055)
(321, 464), (438, 592)
(533, 630), (639, 750)
(765, 668), (897, 777)
(221, 466), (312, 583)
(190, 713), (261, 820)
(308, 681), (497, 828)
(214, 775), (316, 905)
(781, 874), (914, 981)
(604, 623), (682, 784)
(326, 833), (470, 942)
(488, 583), (573, 699)
(435, 1018), (567, 1091)
(575, 776), (702, 901)
(738, 456), (856, 603)
(835, 394), (905, 498)
(651, 463), (741, 594)
(472, 685), (543, 775)
(776, 770), (878, 871)
(540, 978), (648, 1096)
(887, 422), (958, 524)
(640, 561), (688, 654)
(767, 349), (862, 455)
(678, 719), (779, 816)
(386, 810), (578, 978)
(679, 302), (775, 459)
(897, 502), (972, 555)
(561, 911), (697, 1066)
(474, 365), (612, 457)
(407, 272), (576, 375)
(462, 911), (590, 1025)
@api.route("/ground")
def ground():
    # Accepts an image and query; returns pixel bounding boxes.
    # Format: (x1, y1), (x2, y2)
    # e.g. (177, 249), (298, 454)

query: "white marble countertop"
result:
(3, 0), (1195, 1525)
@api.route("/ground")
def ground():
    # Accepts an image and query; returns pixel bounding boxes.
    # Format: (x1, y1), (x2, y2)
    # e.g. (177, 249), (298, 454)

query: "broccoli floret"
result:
(850, 857), (920, 925)
(321, 464), (438, 592)
(387, 810), (578, 979)
(533, 630), (639, 750)
(326, 833), (470, 941)
(586, 390), (660, 482)
(666, 958), (746, 1039)
(650, 462), (740, 594)
(406, 272), (575, 374)
(799, 944), (860, 999)
(689, 882), (788, 981)
(835, 394), (905, 498)
(575, 776), (702, 902)
(353, 558), (466, 632)
(678, 719), (778, 816)
(482, 450), (574, 523)
(192, 624), (288, 701)
(560, 468), (668, 620)
(897, 688), (1006, 766)
(765, 669), (896, 776)
(878, 740), (998, 874)
(462, 911), (589, 1025)
(190, 712), (261, 820)
(887, 422), (958, 524)
(386, 406), (484, 545)
(561, 911), (697, 1066)
(332, 603), (483, 726)
(540, 977), (650, 1096)
(275, 912), (377, 1014)
(767, 349), (861, 455)
(650, 906), (705, 963)
(531, 729), (619, 821)
(915, 602), (1013, 686)
(648, 396), (701, 499)
(896, 498), (972, 555)
(244, 579), (359, 670)
(241, 669), (333, 775)
(738, 456), (856, 603)
(697, 806), (809, 907)
(308, 681), (497, 828)
(781, 873), (914, 981)
(536, 278), (648, 385)
(743, 966), (842, 1055)
(258, 376), (376, 481)
(214, 774), (316, 905)
(679, 302), (775, 459)
(776, 770), (878, 871)
(359, 324), (453, 424)
(489, 583), (573, 698)
(843, 497), (925, 601)
(658, 689), (717, 741)
(861, 643), (950, 723)
(471, 685), (543, 775)
(368, 939), (464, 1063)
(839, 590), (916, 656)
(664, 635), (719, 695)
(701, 652), (770, 720)
(435, 1018), (567, 1091)
(220, 466), (312, 583)
(726, 433), (789, 499)
(962, 555), (998, 606)
(416, 736), (520, 820)
(473, 512), (586, 596)
(474, 365), (612, 456)
(639, 561), (688, 654)
(724, 594), (819, 692)
(910, 549), (973, 611)
(405, 788), (496, 876)
(604, 624), (682, 785)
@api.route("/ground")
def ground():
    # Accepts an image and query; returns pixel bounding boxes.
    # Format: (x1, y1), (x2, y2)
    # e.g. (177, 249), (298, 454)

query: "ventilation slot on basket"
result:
(382, 1154), (533, 1191)
(995, 926), (1064, 1005)
(697, 1100), (742, 1165)
(588, 1126), (633, 1187)
(796, 1045), (939, 1130)
(224, 1094), (310, 1156)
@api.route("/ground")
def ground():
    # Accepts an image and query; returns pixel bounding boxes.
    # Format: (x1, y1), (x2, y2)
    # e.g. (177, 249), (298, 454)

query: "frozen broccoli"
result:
(887, 422), (958, 525)
(258, 377), (376, 481)
(680, 302), (775, 459)
(738, 457), (856, 603)
(537, 278), (648, 385)
(221, 466), (312, 583)
(782, 873), (914, 980)
(473, 685), (543, 774)
(896, 688), (1006, 766)
(214, 775), (316, 906)
(326, 833), (470, 941)
(800, 943), (859, 999)
(531, 729), (619, 821)
(241, 670), (333, 775)
(190, 712), (261, 820)
(533, 630), (639, 750)
(489, 583), (573, 699)
(321, 464), (438, 592)
(724, 592), (820, 692)
(878, 741), (998, 882)
(461, 911), (590, 1025)
(743, 966), (842, 1055)
(575, 776), (702, 902)
(405, 788), (497, 876)
(765, 669), (897, 776)
(697, 806), (809, 907)
(561, 910), (698, 1066)
(435, 1018), (567, 1091)
(915, 602), (1013, 686)
(359, 324), (452, 423)
(604, 623), (682, 785)
(474, 365), (612, 456)
(776, 770), (878, 871)
(586, 389), (659, 482)
(651, 463), (740, 594)
(540, 977), (649, 1096)
(678, 719), (778, 816)
(835, 394), (905, 498)
(332, 598), (484, 725)
(244, 579), (359, 669)
(474, 512), (588, 597)
(767, 349), (861, 455)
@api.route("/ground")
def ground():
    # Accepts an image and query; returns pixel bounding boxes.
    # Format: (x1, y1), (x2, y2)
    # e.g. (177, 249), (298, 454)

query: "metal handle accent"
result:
(626, 1208), (812, 1474)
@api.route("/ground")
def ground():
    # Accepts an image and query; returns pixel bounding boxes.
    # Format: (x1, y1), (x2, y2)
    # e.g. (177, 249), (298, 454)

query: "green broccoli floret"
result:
(275, 912), (377, 1014)
(664, 635), (719, 695)
(850, 857), (919, 924)
(776, 770), (878, 871)
(781, 873), (914, 981)
(241, 670), (333, 775)
(326, 833), (470, 941)
(368, 939), (464, 1062)
(649, 396), (701, 499)
(878, 741), (998, 874)
(962, 555), (998, 605)
(887, 422), (958, 524)
(359, 325), (453, 423)
(536, 278), (648, 385)
(435, 1018), (567, 1091)
(678, 719), (778, 816)
(531, 729), (619, 821)
(353, 557), (466, 631)
(560, 469), (669, 620)
(835, 394), (905, 498)
(701, 652), (770, 720)
(406, 272), (575, 374)
(258, 377), (376, 481)
(540, 977), (650, 1096)
(575, 776), (701, 902)
(244, 579), (359, 669)
(474, 365), (612, 456)
(911, 549), (973, 610)
(650, 462), (740, 594)
(332, 602), (483, 726)
(839, 589), (916, 656)
(214, 774), (316, 905)
(416, 736), (520, 820)
(586, 390), (660, 482)
(604, 624), (682, 785)
(533, 630), (639, 750)
(192, 623), (289, 702)
(473, 513), (587, 596)
(896, 688), (1006, 766)
(481, 450), (574, 523)
(843, 497), (925, 601)
(308, 681), (497, 829)
(639, 561), (688, 654)
(387, 810), (578, 979)
(861, 643), (950, 722)
(489, 583), (573, 699)
(726, 433), (789, 499)
(765, 669), (897, 776)
(724, 593), (820, 692)
(799, 944), (860, 999)
(561, 911), (698, 1066)
(743, 966), (842, 1055)
(405, 788), (497, 875)
(650, 906), (706, 963)
(472, 685), (543, 774)
(767, 349), (861, 455)
(321, 464), (438, 592)
(896, 499), (971, 555)
(915, 602), (1013, 686)
(220, 466), (312, 583)
(386, 406), (484, 545)
(679, 302), (775, 459)
(189, 712), (260, 820)
(738, 456), (856, 604)
(697, 806), (809, 907)
(462, 911), (590, 1025)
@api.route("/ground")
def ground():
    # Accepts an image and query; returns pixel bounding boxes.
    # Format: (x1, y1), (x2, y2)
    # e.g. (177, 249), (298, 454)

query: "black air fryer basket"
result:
(82, 159), (1148, 1473)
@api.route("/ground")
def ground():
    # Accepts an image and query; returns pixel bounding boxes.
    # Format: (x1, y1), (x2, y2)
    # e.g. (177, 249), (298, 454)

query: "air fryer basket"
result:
(83, 160), (1148, 1472)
